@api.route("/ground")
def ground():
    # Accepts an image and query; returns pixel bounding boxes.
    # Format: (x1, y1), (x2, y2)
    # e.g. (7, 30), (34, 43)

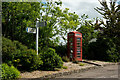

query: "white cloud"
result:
(60, 0), (102, 18)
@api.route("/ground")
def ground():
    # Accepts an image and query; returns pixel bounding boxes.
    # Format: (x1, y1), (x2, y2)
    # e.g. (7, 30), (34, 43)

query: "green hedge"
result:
(1, 63), (20, 80)
(2, 37), (17, 64)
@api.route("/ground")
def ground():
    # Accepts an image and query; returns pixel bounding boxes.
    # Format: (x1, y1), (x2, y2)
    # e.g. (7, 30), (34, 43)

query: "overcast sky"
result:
(53, 0), (120, 19)
(41, 0), (120, 19)
(61, 0), (102, 19)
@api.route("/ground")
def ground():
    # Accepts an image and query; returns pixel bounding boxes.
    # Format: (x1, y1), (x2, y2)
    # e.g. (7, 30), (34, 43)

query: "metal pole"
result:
(36, 21), (39, 55)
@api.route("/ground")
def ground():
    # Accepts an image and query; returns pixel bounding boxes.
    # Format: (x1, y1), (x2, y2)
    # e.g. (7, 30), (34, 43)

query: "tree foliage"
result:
(39, 0), (80, 47)
(2, 1), (80, 50)
(93, 0), (120, 61)
(78, 14), (98, 46)
(77, 14), (98, 58)
(94, 0), (120, 39)
(2, 2), (40, 48)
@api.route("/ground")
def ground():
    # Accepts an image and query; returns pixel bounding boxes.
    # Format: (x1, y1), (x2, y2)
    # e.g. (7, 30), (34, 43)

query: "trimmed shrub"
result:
(13, 40), (28, 51)
(2, 63), (20, 80)
(2, 37), (43, 71)
(2, 37), (27, 65)
(2, 37), (17, 64)
(18, 49), (43, 71)
(12, 49), (21, 67)
(39, 48), (63, 70)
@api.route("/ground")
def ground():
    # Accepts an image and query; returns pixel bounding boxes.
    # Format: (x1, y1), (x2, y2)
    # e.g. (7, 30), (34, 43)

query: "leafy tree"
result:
(94, 0), (120, 61)
(77, 14), (98, 58)
(2, 1), (80, 50)
(94, 0), (120, 47)
(38, 0), (80, 49)
(2, 2), (40, 48)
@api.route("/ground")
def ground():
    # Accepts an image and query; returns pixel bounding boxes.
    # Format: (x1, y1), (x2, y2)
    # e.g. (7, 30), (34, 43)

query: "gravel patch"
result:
(20, 60), (117, 79)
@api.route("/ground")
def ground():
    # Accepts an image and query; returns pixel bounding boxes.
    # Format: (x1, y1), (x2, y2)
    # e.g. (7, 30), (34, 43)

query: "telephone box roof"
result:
(68, 31), (82, 34)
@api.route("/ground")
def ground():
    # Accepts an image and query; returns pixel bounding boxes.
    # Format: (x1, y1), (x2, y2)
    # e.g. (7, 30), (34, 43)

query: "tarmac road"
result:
(56, 64), (118, 78)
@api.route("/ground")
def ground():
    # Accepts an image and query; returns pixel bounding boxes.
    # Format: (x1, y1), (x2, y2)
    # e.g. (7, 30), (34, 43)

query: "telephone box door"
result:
(75, 37), (82, 61)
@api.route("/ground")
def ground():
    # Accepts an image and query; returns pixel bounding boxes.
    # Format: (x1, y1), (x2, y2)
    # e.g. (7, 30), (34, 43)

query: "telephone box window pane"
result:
(77, 53), (80, 55)
(77, 45), (80, 47)
(77, 51), (80, 53)
(70, 46), (73, 48)
(77, 47), (80, 49)
(77, 40), (80, 42)
(77, 38), (81, 40)
(70, 43), (73, 45)
(69, 38), (73, 42)
(70, 53), (73, 58)
(77, 43), (80, 45)
(77, 56), (81, 58)
(77, 48), (80, 50)
(70, 48), (73, 50)
(77, 38), (81, 42)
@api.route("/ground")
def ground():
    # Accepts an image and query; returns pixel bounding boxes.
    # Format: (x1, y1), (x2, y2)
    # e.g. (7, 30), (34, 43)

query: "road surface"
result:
(56, 64), (118, 78)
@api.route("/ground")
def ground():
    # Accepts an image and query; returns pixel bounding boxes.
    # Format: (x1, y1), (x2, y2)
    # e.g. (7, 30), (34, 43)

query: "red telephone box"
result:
(67, 31), (82, 61)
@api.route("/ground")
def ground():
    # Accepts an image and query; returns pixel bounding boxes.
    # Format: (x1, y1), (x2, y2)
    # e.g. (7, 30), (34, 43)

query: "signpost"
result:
(36, 21), (47, 55)
(26, 20), (47, 55)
